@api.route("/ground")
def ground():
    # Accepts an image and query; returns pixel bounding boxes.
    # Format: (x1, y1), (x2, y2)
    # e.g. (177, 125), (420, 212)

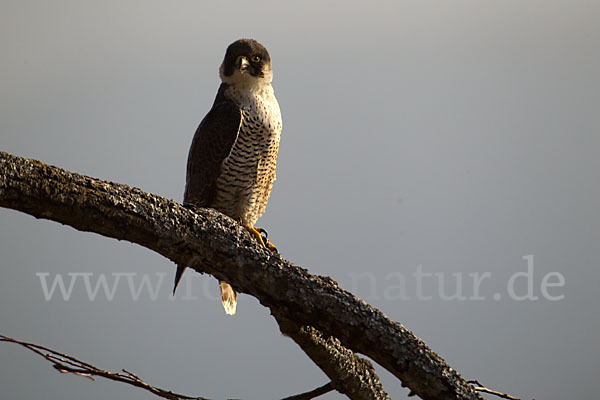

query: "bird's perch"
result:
(0, 151), (482, 400)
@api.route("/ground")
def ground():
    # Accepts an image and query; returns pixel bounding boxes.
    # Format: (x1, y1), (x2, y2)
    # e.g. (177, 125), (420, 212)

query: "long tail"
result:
(173, 265), (186, 295)
(219, 281), (237, 315)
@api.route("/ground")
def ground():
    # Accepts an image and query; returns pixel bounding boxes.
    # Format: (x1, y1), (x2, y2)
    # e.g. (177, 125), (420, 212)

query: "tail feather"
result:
(175, 266), (237, 315)
(219, 281), (237, 315)
(173, 265), (186, 295)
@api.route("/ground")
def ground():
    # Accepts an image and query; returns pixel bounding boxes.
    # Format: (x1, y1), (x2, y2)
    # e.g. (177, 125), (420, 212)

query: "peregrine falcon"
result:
(173, 39), (282, 315)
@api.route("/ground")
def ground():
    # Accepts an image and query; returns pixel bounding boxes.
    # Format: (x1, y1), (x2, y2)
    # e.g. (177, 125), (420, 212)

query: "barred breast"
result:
(211, 85), (282, 227)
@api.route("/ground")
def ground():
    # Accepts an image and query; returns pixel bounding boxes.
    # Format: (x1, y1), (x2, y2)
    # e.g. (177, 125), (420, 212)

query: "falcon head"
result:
(219, 39), (273, 87)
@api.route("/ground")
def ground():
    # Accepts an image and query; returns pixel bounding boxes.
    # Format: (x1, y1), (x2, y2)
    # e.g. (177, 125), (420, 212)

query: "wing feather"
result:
(183, 100), (242, 207)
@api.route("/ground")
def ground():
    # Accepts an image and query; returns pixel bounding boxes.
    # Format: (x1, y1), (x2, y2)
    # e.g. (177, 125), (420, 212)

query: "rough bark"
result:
(0, 151), (482, 400)
(277, 318), (389, 400)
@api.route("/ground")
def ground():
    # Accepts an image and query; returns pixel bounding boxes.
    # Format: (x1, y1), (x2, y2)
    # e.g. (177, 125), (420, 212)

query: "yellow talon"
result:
(248, 226), (266, 246)
(247, 226), (278, 253)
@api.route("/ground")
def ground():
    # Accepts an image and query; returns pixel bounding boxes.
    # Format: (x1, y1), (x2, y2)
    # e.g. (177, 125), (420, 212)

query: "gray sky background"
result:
(1, 1), (599, 399)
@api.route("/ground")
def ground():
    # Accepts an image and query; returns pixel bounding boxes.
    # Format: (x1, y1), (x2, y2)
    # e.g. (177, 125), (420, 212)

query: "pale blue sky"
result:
(1, 1), (599, 399)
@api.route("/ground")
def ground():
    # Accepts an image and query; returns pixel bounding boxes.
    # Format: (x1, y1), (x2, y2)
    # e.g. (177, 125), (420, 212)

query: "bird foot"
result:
(248, 227), (278, 253)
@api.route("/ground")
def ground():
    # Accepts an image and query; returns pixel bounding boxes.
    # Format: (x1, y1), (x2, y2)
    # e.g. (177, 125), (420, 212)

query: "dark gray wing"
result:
(174, 99), (241, 295)
(183, 101), (242, 207)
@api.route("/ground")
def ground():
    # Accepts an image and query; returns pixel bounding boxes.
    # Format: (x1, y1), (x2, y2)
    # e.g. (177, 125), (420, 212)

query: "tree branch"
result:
(276, 318), (389, 400)
(0, 334), (209, 400)
(280, 382), (335, 400)
(1, 334), (337, 400)
(0, 151), (483, 400)
(467, 381), (522, 400)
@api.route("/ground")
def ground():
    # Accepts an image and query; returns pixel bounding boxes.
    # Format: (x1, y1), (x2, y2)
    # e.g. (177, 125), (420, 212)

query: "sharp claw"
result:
(255, 227), (268, 241)
(247, 226), (277, 253)
(266, 242), (278, 253)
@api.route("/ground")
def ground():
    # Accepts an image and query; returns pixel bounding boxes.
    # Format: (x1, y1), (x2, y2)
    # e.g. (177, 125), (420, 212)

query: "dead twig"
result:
(0, 334), (209, 400)
(1, 334), (337, 400)
(467, 380), (522, 400)
(280, 382), (335, 400)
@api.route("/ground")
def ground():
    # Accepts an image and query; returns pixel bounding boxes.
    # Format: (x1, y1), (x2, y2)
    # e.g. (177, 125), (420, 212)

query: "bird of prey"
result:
(173, 39), (282, 315)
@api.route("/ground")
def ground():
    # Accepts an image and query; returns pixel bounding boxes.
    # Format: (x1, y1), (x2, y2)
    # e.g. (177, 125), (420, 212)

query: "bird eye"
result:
(252, 56), (261, 63)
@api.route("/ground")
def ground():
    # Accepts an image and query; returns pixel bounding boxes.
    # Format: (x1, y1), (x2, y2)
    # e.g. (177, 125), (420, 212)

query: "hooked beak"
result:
(236, 56), (250, 72)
